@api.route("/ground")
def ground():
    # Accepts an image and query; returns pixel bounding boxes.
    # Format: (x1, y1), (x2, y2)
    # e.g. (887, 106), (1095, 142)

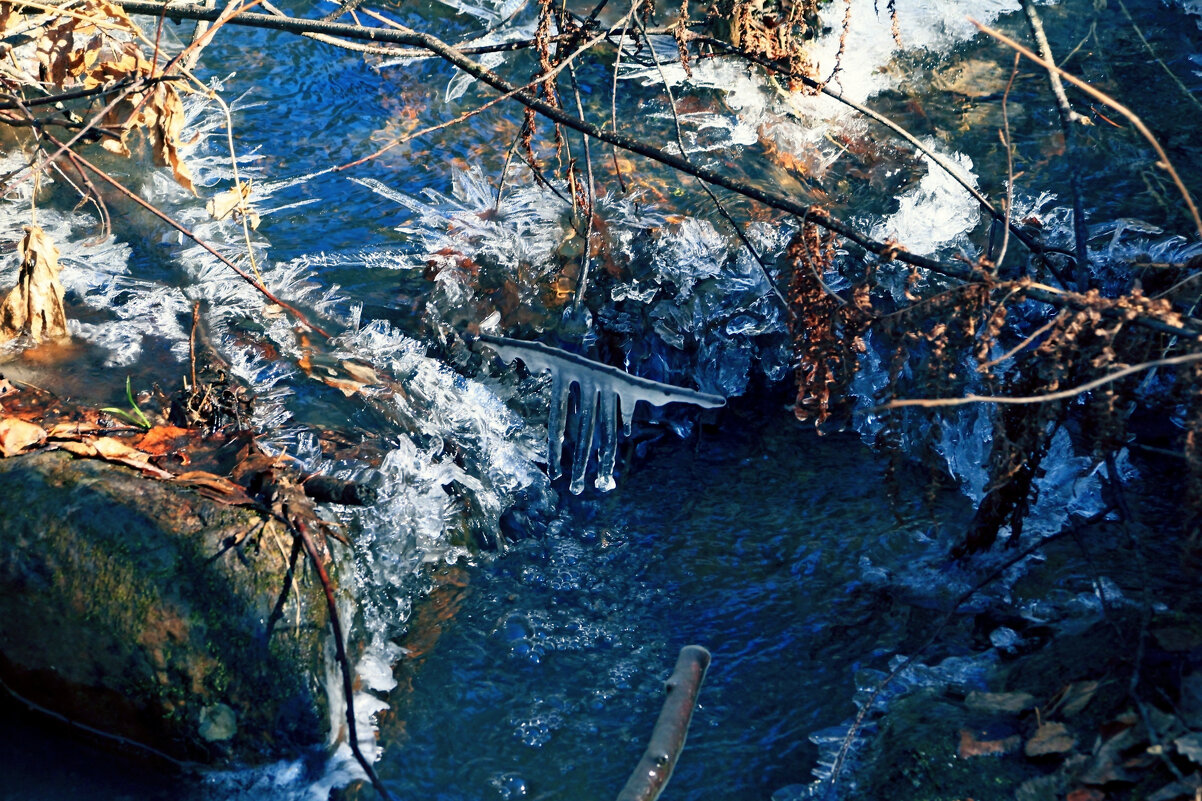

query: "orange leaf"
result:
(0, 417), (46, 456)
(134, 425), (194, 456)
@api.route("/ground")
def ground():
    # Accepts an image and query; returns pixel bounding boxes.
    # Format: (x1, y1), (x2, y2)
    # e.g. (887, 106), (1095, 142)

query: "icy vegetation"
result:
(478, 335), (725, 492)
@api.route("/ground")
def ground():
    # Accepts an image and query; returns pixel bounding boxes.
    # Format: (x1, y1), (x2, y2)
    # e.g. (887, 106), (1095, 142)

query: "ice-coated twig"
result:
(477, 335), (724, 493)
(616, 645), (711, 801)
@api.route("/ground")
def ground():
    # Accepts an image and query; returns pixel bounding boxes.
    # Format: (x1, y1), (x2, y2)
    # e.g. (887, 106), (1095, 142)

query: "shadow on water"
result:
(378, 400), (972, 801)
(0, 693), (183, 801)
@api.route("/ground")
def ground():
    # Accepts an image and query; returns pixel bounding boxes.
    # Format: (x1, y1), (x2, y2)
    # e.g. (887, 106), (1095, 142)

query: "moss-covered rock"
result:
(0, 449), (331, 766)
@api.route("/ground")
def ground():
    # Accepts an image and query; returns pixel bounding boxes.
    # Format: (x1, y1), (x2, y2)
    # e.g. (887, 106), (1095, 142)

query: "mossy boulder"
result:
(0, 449), (332, 766)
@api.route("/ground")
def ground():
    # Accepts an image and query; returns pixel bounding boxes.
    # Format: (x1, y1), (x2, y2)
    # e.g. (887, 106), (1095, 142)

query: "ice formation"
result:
(478, 335), (725, 493)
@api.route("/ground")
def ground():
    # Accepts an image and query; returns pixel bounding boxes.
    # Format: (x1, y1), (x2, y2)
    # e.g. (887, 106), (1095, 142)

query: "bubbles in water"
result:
(489, 772), (530, 799)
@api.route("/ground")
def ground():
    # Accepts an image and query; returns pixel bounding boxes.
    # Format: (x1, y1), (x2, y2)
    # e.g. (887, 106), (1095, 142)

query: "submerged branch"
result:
(616, 645), (711, 801)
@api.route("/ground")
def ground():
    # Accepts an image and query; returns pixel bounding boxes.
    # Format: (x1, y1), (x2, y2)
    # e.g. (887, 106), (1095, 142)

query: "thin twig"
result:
(972, 17), (1202, 242)
(289, 512), (395, 801)
(54, 138), (331, 338)
(636, 17), (789, 313)
(568, 62), (596, 311)
(881, 350), (1202, 410)
(994, 53), (1020, 270)
(1115, 0), (1202, 115)
(976, 310), (1064, 372)
(1020, 0), (1090, 287)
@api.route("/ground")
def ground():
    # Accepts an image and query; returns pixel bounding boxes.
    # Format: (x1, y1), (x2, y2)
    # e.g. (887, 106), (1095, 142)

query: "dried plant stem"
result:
(568, 62), (596, 311)
(971, 17), (1202, 242)
(881, 351), (1202, 410)
(994, 53), (1020, 269)
(635, 18), (789, 313)
(289, 512), (394, 801)
(1115, 0), (1202, 115)
(976, 311), (1065, 372)
(53, 138), (331, 338)
(1019, 0), (1090, 286)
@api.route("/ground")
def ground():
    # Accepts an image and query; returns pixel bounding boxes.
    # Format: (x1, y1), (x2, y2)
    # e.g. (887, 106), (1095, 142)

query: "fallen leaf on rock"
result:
(958, 728), (1022, 758)
(58, 437), (174, 478)
(0, 416), (46, 455)
(45, 421), (108, 438)
(174, 470), (256, 506)
(1026, 722), (1077, 757)
(134, 425), (195, 456)
(1080, 725), (1139, 785)
(966, 690), (1036, 715)
(1056, 681), (1101, 717)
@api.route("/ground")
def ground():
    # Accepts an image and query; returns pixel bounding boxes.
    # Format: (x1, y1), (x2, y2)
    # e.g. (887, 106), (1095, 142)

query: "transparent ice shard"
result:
(478, 335), (725, 493)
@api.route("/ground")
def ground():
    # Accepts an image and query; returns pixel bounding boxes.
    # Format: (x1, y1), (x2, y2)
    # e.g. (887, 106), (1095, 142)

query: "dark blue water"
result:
(3, 0), (1201, 798)
(375, 409), (969, 801)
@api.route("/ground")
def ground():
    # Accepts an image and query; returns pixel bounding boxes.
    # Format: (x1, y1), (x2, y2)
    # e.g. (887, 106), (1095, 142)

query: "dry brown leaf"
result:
(957, 728), (1021, 758)
(175, 470), (257, 506)
(1060, 681), (1101, 717)
(150, 84), (196, 193)
(45, 420), (107, 438)
(0, 417), (46, 456)
(207, 182), (249, 220)
(320, 375), (368, 398)
(341, 360), (378, 385)
(1025, 721), (1077, 757)
(0, 225), (68, 343)
(58, 436), (174, 478)
(134, 424), (194, 456)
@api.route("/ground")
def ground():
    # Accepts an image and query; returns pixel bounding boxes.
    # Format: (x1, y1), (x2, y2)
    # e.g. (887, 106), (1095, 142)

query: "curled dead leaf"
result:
(0, 225), (69, 343)
(174, 470), (257, 506)
(207, 181), (260, 229)
(966, 690), (1036, 715)
(0, 416), (47, 456)
(134, 424), (195, 456)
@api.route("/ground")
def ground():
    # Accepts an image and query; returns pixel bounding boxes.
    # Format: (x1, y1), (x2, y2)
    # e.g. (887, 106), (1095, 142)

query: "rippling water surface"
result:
(3, 0), (1201, 797)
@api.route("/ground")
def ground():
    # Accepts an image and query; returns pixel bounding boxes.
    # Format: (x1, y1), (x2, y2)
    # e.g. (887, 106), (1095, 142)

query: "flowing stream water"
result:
(1, 0), (1200, 798)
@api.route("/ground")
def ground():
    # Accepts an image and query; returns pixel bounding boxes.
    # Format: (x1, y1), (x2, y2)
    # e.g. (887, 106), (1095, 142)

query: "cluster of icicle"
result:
(477, 335), (725, 493)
